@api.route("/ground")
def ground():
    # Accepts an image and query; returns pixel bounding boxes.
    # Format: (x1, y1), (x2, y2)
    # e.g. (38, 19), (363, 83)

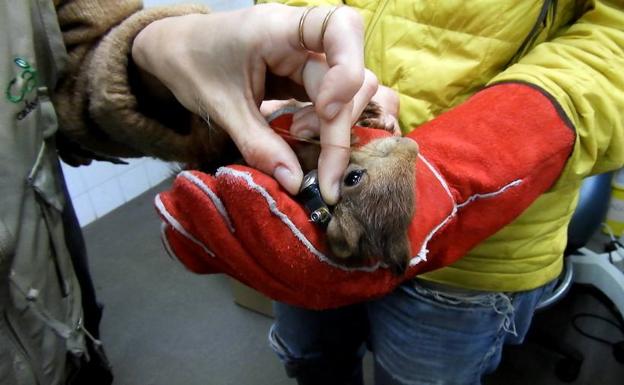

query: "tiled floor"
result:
(83, 181), (624, 385)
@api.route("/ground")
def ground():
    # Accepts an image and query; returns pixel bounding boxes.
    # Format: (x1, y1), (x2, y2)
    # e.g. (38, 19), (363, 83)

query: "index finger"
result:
(296, 6), (366, 119)
(318, 7), (366, 119)
(298, 50), (376, 205)
(317, 101), (353, 205)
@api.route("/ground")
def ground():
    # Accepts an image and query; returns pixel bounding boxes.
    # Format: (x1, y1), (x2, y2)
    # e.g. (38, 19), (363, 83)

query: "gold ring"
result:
(298, 6), (317, 51)
(320, 6), (342, 49)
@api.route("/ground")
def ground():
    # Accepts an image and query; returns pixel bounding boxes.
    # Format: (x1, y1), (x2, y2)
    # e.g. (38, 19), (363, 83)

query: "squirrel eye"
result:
(344, 169), (366, 187)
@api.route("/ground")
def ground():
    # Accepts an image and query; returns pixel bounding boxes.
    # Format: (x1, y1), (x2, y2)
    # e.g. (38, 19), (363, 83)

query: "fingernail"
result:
(331, 182), (340, 202)
(274, 165), (298, 193)
(324, 102), (343, 120)
(323, 181), (341, 206)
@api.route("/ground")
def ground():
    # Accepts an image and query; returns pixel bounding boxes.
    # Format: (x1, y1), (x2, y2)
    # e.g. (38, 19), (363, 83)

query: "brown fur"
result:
(287, 102), (419, 274)
(326, 136), (418, 274)
(194, 102), (419, 275)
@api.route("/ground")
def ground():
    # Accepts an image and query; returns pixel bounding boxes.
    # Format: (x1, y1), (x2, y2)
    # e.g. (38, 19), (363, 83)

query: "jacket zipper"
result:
(506, 0), (555, 67)
(364, 0), (390, 51)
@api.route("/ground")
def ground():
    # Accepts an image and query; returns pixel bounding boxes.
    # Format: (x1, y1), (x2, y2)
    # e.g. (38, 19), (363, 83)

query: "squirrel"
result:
(325, 134), (418, 275)
(193, 101), (419, 275)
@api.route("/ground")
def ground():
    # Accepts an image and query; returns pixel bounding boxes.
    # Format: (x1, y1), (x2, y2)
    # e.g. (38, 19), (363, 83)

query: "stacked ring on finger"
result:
(298, 6), (343, 51)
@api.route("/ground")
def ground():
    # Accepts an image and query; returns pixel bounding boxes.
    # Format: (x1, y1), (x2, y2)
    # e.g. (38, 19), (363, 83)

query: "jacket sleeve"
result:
(52, 0), (215, 163)
(489, 0), (624, 183)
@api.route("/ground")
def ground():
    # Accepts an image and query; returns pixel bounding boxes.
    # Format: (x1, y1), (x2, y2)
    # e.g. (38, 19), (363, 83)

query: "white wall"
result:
(62, 0), (253, 227)
(62, 158), (174, 227)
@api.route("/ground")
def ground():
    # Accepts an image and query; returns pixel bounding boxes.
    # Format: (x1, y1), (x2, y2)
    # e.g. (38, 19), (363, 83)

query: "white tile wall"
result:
(118, 163), (152, 202)
(63, 0), (254, 227)
(62, 158), (175, 227)
(70, 193), (97, 227)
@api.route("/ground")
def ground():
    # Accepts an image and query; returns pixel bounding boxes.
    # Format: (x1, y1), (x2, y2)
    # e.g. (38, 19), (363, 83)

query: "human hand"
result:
(131, 4), (377, 204)
(289, 84), (401, 138)
(370, 85), (401, 135)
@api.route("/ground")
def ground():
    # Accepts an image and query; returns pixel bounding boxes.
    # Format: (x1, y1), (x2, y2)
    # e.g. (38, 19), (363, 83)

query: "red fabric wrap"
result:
(155, 83), (575, 309)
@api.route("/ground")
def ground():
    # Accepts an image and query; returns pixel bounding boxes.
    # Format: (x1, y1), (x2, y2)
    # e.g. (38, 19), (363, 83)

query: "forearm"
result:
(53, 0), (214, 162)
(489, 0), (624, 183)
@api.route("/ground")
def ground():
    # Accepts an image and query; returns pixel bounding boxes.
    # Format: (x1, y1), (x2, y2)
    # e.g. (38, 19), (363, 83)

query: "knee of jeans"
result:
(268, 324), (323, 375)
(267, 325), (301, 379)
(269, 324), (306, 362)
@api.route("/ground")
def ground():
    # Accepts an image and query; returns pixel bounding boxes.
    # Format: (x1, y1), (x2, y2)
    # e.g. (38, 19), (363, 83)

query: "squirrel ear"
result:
(384, 234), (411, 275)
(327, 213), (363, 259)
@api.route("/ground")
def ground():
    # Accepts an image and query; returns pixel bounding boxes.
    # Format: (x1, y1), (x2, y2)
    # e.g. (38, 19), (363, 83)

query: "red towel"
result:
(156, 83), (575, 309)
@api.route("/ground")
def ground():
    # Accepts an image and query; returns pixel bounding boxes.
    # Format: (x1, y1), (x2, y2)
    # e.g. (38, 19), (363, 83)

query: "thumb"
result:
(224, 108), (304, 195)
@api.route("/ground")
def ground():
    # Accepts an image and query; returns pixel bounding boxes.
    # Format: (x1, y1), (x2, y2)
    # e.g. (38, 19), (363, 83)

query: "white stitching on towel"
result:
(215, 167), (384, 272)
(154, 194), (215, 257)
(160, 222), (178, 261)
(409, 155), (524, 267)
(180, 170), (235, 233)
(410, 154), (457, 266)
(457, 179), (523, 209)
(211, 159), (522, 271)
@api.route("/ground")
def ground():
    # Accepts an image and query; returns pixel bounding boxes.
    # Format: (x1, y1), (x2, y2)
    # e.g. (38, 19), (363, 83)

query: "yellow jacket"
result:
(259, 0), (624, 292)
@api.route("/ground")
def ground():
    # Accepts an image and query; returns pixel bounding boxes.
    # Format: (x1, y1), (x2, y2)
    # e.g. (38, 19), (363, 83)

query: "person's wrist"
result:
(131, 13), (206, 80)
(131, 18), (161, 73)
(131, 18), (180, 101)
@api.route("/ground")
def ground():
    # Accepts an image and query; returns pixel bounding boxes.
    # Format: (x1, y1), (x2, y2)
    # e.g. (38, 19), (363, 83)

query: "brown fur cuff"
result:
(88, 4), (214, 163)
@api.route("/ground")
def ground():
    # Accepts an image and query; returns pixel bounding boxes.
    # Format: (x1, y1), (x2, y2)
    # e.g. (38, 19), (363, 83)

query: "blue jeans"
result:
(269, 279), (557, 385)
